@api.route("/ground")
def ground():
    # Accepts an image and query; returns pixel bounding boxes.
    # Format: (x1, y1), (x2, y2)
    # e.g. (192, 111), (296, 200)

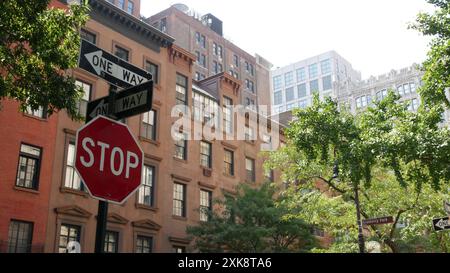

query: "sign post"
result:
(77, 39), (153, 253)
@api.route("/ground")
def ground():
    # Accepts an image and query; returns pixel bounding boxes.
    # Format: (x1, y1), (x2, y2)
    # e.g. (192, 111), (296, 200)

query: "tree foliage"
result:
(266, 94), (450, 252)
(410, 0), (450, 108)
(186, 183), (317, 253)
(0, 0), (89, 119)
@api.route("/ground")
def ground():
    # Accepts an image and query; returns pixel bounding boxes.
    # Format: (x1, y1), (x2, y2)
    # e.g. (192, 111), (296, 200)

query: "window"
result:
(117, 0), (125, 9)
(310, 79), (319, 94)
(136, 236), (153, 253)
(127, 0), (134, 14)
(273, 75), (282, 90)
(298, 83), (307, 98)
(173, 246), (186, 253)
(200, 141), (212, 168)
(410, 82), (416, 93)
(245, 126), (255, 142)
(201, 35), (206, 48)
(8, 220), (33, 253)
(309, 63), (318, 78)
(224, 149), (234, 176)
(286, 103), (296, 111)
(217, 45), (223, 58)
(195, 32), (200, 44)
(160, 18), (167, 32)
(218, 63), (223, 73)
(114, 45), (129, 61)
(213, 43), (217, 55)
(296, 68), (306, 82)
(403, 83), (411, 94)
(26, 105), (46, 119)
(321, 59), (331, 74)
(104, 231), (119, 253)
(141, 110), (156, 140)
(409, 98), (420, 111)
(195, 72), (201, 81)
(200, 190), (212, 222)
(174, 132), (187, 160)
(176, 74), (188, 106)
(274, 91), (283, 105)
(223, 97), (233, 134)
(284, 71), (294, 86)
(376, 89), (388, 101)
(145, 61), (159, 84)
(213, 61), (219, 74)
(397, 85), (404, 96)
(286, 87), (295, 102)
(356, 95), (371, 109)
(173, 183), (186, 217)
(245, 157), (255, 182)
(193, 91), (219, 127)
(75, 80), (91, 117)
(197, 54), (206, 67)
(322, 75), (332, 91)
(64, 142), (84, 191)
(298, 99), (309, 109)
(138, 165), (155, 207)
(58, 224), (80, 253)
(16, 144), (41, 190)
(80, 28), (96, 44)
(233, 55), (239, 67)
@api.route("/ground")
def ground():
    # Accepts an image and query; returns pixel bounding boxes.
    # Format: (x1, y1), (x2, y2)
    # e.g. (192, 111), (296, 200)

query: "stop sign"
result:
(75, 116), (143, 204)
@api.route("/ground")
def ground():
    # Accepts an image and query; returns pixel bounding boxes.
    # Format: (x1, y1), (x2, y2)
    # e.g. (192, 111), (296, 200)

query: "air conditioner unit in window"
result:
(203, 168), (212, 177)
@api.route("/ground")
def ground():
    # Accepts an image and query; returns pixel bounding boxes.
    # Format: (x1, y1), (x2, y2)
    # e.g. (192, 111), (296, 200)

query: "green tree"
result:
(410, 0), (450, 109)
(186, 183), (317, 253)
(0, 0), (89, 119)
(266, 94), (450, 252)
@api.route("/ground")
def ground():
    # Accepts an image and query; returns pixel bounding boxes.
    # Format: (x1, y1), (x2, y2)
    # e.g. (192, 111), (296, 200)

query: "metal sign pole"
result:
(93, 85), (117, 253)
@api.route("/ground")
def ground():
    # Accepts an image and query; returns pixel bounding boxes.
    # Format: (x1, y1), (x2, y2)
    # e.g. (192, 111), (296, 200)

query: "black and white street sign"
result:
(86, 81), (153, 121)
(362, 216), (394, 226)
(432, 217), (450, 231)
(78, 39), (152, 88)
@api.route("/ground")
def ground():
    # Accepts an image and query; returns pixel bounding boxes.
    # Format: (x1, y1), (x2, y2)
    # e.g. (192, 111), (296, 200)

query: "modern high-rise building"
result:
(146, 4), (273, 115)
(270, 51), (361, 125)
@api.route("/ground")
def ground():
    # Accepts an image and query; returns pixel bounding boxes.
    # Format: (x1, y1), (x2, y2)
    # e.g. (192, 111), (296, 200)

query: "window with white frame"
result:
(200, 190), (212, 222)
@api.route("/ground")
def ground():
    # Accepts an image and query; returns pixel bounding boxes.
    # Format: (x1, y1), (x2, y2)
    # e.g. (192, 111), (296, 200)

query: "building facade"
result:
(147, 4), (273, 116)
(0, 0), (284, 253)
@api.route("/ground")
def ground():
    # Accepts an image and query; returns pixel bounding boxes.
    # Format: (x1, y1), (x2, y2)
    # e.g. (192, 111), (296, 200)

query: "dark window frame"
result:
(138, 165), (155, 207)
(200, 141), (212, 169)
(15, 143), (42, 190)
(104, 230), (119, 253)
(8, 220), (33, 253)
(223, 149), (234, 176)
(173, 183), (186, 217)
(58, 223), (81, 253)
(136, 235), (153, 253)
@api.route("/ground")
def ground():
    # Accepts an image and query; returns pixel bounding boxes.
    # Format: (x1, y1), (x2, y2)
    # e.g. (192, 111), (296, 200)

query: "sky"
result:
(140, 0), (436, 79)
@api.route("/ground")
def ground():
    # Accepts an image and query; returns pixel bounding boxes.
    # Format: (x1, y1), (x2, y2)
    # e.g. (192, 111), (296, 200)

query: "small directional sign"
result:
(78, 39), (152, 88)
(433, 217), (450, 231)
(86, 81), (153, 122)
(362, 216), (394, 226)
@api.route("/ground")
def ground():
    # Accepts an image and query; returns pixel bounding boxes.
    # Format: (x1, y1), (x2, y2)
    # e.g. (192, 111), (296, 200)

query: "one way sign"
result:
(78, 39), (152, 88)
(432, 217), (450, 231)
(86, 81), (153, 122)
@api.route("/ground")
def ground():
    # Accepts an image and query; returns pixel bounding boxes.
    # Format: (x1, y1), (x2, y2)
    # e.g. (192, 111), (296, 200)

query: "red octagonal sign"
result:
(75, 116), (143, 204)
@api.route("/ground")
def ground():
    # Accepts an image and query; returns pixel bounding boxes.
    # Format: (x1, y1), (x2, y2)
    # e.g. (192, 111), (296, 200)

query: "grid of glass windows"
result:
(273, 75), (282, 90)
(274, 91), (283, 105)
(286, 87), (295, 102)
(64, 142), (83, 190)
(376, 89), (388, 101)
(114, 45), (129, 61)
(223, 97), (233, 134)
(141, 110), (156, 140)
(174, 132), (187, 160)
(310, 79), (319, 94)
(145, 61), (159, 84)
(75, 80), (91, 117)
(397, 82), (416, 96)
(176, 74), (188, 106)
(127, 0), (134, 14)
(356, 95), (372, 109)
(245, 157), (255, 182)
(58, 224), (80, 253)
(322, 75), (332, 91)
(296, 68), (306, 82)
(298, 99), (310, 109)
(26, 105), (46, 119)
(193, 91), (219, 127)
(245, 126), (255, 142)
(408, 98), (420, 111)
(309, 63), (318, 78)
(136, 236), (152, 253)
(284, 71), (294, 86)
(200, 141), (212, 168)
(173, 183), (186, 217)
(16, 144), (41, 190)
(298, 83), (307, 98)
(138, 165), (155, 207)
(321, 59), (332, 74)
(8, 220), (33, 253)
(200, 190), (212, 222)
(104, 231), (119, 253)
(224, 149), (234, 176)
